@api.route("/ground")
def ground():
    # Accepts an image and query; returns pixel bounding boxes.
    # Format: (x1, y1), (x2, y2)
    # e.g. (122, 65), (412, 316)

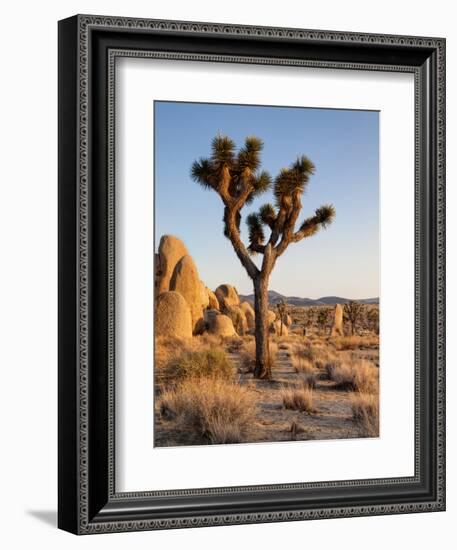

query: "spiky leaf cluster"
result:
(259, 203), (277, 228)
(298, 204), (335, 237)
(246, 212), (265, 253)
(190, 134), (272, 202)
(314, 204), (336, 227)
(273, 155), (315, 206)
(237, 136), (263, 172)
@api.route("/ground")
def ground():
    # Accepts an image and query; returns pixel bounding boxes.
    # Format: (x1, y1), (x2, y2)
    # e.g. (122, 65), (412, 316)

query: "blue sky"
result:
(154, 101), (379, 299)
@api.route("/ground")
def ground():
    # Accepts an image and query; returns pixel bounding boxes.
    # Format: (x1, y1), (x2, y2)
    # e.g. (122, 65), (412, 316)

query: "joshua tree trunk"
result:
(253, 275), (271, 379)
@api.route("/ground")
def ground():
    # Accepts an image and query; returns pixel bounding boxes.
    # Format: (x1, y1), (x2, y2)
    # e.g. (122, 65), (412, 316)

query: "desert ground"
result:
(154, 321), (379, 447)
(154, 236), (379, 447)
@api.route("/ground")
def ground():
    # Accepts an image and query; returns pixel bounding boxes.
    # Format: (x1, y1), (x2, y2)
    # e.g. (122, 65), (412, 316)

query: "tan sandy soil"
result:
(229, 347), (362, 443)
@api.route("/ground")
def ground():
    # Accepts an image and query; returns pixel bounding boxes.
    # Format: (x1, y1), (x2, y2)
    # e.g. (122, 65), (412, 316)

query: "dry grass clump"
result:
(351, 392), (379, 437)
(291, 354), (315, 375)
(332, 334), (379, 351)
(193, 333), (224, 349)
(313, 348), (339, 370)
(326, 359), (378, 393)
(155, 337), (194, 387)
(292, 343), (339, 372)
(280, 382), (314, 413)
(163, 349), (233, 383)
(240, 340), (278, 372)
(155, 336), (190, 366)
(225, 335), (245, 353)
(156, 334), (225, 372)
(157, 378), (256, 444)
(292, 343), (317, 363)
(299, 372), (318, 389)
(240, 340), (256, 371)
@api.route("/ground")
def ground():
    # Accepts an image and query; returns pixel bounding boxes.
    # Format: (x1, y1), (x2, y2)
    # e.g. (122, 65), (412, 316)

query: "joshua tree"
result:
(276, 299), (288, 336)
(344, 300), (365, 335)
(301, 308), (313, 337)
(305, 306), (318, 334)
(367, 307), (380, 334)
(316, 307), (331, 335)
(191, 134), (335, 379)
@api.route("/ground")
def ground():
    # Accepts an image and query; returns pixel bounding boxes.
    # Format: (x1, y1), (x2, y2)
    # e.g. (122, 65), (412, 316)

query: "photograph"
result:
(153, 100), (380, 447)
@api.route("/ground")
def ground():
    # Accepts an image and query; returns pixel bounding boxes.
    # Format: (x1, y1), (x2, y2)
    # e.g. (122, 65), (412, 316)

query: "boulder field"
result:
(155, 235), (346, 340)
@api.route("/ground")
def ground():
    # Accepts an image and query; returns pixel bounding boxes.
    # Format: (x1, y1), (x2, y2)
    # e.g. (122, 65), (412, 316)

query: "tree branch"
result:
(269, 206), (287, 246)
(224, 206), (259, 280)
(275, 192), (302, 257)
(217, 165), (232, 203)
(232, 168), (253, 210)
(293, 204), (335, 243)
(292, 219), (320, 242)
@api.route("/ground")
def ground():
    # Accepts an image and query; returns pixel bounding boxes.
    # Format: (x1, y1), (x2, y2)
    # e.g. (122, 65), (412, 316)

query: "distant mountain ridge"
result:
(238, 290), (379, 307)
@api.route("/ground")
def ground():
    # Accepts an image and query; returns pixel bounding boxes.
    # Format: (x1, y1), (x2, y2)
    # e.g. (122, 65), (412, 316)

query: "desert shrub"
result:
(280, 382), (314, 413)
(164, 349), (234, 383)
(323, 359), (342, 380)
(299, 372), (317, 389)
(225, 335), (244, 353)
(155, 337), (194, 387)
(292, 343), (316, 362)
(193, 333), (223, 349)
(156, 334), (227, 372)
(293, 343), (338, 371)
(240, 340), (256, 372)
(351, 392), (379, 437)
(240, 340), (278, 372)
(332, 334), (379, 351)
(326, 359), (378, 393)
(157, 378), (255, 444)
(155, 336), (190, 365)
(291, 353), (315, 374)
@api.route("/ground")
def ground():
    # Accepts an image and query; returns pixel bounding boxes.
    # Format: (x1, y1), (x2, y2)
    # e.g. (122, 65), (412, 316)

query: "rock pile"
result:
(155, 235), (292, 340)
(240, 301), (255, 330)
(155, 235), (208, 336)
(155, 291), (192, 339)
(169, 254), (204, 331)
(215, 284), (240, 311)
(155, 235), (189, 295)
(207, 313), (236, 337)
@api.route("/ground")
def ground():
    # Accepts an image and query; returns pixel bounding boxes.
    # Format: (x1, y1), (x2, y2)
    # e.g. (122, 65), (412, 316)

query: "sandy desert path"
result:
(227, 345), (359, 444)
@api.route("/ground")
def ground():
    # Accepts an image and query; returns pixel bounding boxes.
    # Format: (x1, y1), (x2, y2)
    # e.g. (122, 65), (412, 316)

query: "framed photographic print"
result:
(58, 14), (446, 534)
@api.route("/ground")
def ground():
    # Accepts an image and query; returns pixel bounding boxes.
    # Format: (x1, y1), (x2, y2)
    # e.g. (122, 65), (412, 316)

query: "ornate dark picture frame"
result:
(58, 14), (446, 534)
